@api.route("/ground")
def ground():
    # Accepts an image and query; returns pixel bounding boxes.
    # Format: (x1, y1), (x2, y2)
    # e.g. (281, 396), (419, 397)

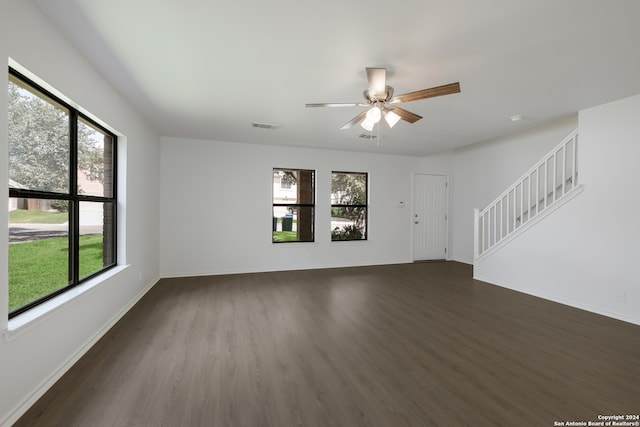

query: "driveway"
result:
(9, 223), (103, 243)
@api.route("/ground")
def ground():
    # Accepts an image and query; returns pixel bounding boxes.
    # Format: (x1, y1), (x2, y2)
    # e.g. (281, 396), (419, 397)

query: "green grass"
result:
(272, 231), (298, 242)
(9, 209), (68, 224)
(9, 234), (104, 312)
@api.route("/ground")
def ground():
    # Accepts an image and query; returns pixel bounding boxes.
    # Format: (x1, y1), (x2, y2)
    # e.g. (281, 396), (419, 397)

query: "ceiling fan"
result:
(306, 67), (460, 131)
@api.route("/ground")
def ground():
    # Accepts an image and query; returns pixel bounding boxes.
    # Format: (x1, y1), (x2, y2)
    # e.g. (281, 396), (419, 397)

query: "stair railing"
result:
(474, 129), (579, 260)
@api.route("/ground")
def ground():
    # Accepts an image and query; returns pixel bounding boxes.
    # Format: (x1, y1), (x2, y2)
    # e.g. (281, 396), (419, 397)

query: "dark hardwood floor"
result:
(16, 262), (640, 426)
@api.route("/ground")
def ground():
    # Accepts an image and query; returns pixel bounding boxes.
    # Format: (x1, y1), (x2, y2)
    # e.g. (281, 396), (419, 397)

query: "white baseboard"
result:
(160, 259), (413, 279)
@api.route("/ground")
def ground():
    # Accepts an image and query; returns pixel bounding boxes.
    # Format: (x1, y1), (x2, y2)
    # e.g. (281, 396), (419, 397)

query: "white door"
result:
(413, 174), (447, 260)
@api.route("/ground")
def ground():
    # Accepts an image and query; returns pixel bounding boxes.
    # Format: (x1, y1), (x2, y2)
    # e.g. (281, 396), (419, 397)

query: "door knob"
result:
(414, 221), (419, 224)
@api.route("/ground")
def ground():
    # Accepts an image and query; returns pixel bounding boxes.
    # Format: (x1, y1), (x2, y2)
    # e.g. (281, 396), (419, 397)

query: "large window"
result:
(331, 171), (368, 241)
(272, 168), (314, 243)
(8, 68), (117, 318)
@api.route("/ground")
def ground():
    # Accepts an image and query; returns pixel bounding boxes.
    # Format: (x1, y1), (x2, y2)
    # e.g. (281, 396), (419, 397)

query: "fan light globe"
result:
(366, 106), (382, 123)
(384, 110), (401, 128)
(361, 118), (375, 131)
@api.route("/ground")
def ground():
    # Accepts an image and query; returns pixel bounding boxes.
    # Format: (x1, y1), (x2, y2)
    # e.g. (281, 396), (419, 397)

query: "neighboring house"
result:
(8, 179), (54, 212)
(272, 170), (297, 219)
(8, 179), (27, 211)
(8, 172), (103, 226)
(77, 169), (103, 197)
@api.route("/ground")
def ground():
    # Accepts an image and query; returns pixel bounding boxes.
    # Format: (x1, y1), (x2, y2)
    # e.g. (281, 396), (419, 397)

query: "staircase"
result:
(474, 129), (582, 261)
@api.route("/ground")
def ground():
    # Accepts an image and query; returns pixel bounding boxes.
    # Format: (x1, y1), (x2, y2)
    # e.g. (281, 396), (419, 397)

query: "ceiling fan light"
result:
(366, 106), (382, 123)
(361, 117), (375, 131)
(384, 110), (401, 128)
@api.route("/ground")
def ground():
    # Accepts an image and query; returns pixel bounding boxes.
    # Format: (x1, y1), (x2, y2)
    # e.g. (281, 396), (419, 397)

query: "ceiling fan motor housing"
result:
(364, 85), (394, 103)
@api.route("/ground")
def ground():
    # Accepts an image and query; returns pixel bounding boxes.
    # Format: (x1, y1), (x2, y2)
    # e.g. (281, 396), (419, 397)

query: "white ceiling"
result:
(34, 0), (640, 156)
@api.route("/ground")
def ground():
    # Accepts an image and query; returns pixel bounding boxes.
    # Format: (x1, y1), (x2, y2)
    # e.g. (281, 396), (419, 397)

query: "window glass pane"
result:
(77, 118), (114, 197)
(331, 207), (367, 240)
(331, 172), (368, 241)
(8, 75), (70, 193)
(272, 206), (314, 243)
(273, 169), (315, 205)
(8, 198), (69, 312)
(273, 170), (297, 204)
(79, 201), (114, 279)
(331, 172), (367, 205)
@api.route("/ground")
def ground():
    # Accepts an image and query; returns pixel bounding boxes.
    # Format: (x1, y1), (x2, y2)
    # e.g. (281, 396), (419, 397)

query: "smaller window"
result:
(331, 171), (368, 241)
(272, 168), (315, 243)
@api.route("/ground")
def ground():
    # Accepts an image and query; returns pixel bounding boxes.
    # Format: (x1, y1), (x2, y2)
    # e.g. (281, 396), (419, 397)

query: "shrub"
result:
(331, 225), (363, 241)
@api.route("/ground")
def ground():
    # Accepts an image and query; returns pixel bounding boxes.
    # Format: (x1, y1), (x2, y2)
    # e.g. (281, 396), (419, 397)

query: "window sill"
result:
(4, 265), (130, 342)
(271, 241), (318, 246)
(331, 239), (370, 245)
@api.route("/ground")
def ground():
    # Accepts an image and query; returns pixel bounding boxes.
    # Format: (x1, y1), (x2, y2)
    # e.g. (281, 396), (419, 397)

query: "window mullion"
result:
(69, 111), (79, 286)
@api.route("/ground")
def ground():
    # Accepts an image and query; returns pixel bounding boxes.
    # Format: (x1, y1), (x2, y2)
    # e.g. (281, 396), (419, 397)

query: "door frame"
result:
(411, 172), (450, 262)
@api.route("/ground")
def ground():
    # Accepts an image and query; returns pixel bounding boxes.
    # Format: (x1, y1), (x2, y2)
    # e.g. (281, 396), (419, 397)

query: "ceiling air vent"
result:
(252, 122), (280, 130)
(359, 133), (378, 140)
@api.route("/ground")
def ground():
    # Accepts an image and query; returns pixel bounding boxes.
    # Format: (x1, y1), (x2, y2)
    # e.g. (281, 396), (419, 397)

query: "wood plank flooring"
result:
(15, 262), (640, 426)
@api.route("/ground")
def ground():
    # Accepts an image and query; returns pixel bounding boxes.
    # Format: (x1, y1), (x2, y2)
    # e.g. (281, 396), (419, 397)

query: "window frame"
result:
(331, 171), (368, 242)
(8, 67), (118, 319)
(272, 168), (315, 243)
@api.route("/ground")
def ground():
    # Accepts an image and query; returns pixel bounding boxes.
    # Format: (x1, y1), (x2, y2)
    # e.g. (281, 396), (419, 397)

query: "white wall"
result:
(159, 137), (448, 277)
(473, 94), (640, 325)
(451, 116), (579, 263)
(0, 2), (161, 425)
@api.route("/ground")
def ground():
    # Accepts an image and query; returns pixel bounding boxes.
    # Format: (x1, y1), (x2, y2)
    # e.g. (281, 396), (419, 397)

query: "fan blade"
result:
(340, 110), (368, 130)
(387, 106), (422, 123)
(366, 67), (387, 98)
(306, 102), (366, 108)
(390, 82), (460, 104)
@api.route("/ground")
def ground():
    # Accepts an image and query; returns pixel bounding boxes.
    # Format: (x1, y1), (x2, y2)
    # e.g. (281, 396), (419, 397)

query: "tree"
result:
(331, 172), (366, 205)
(8, 79), (105, 194)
